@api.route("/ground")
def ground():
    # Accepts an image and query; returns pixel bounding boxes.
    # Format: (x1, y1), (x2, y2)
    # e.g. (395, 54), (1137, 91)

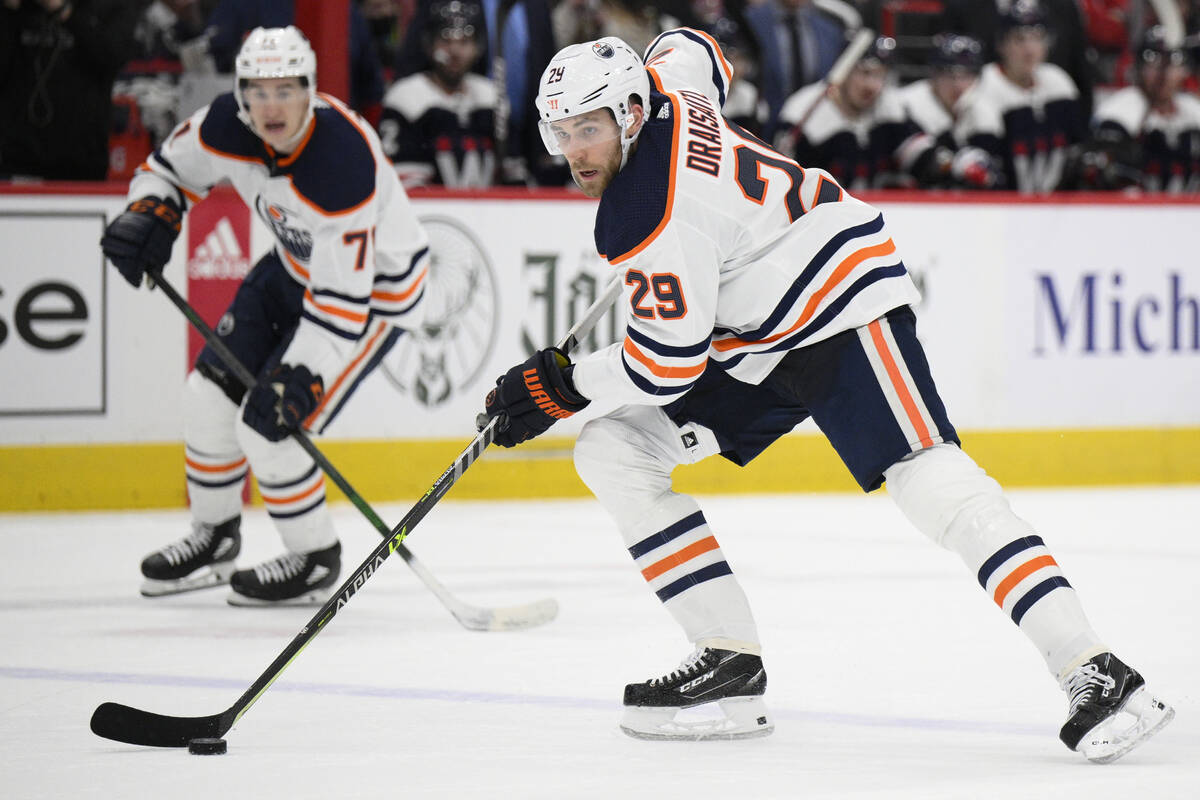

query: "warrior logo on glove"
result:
(481, 347), (589, 447)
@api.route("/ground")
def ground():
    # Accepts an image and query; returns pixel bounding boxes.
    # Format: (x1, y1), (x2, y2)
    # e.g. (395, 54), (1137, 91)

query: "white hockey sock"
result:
(236, 419), (337, 554)
(624, 493), (761, 646)
(886, 444), (1105, 678)
(574, 407), (760, 648)
(183, 370), (246, 525)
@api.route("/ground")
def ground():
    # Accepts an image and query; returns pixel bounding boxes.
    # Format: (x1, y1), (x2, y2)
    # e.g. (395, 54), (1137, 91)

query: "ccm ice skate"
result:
(140, 517), (241, 596)
(1059, 652), (1174, 763)
(227, 541), (341, 606)
(620, 647), (774, 740)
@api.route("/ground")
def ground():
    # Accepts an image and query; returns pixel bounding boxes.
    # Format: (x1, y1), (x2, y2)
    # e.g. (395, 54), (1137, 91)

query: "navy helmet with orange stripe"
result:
(535, 37), (650, 169)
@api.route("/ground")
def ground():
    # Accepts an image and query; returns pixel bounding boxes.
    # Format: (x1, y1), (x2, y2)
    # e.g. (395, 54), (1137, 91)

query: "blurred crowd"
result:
(3, 0), (1199, 193)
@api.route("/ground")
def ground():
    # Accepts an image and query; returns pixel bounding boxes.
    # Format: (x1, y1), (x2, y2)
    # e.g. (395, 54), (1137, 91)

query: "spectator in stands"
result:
(551, 0), (690, 54)
(746, 0), (859, 141)
(940, 0), (1096, 120)
(775, 35), (942, 189)
(953, 0), (1087, 194)
(0, 0), (144, 180)
(380, 0), (499, 187)
(204, 0), (386, 121)
(394, 0), (557, 183)
(1080, 25), (1200, 192)
(899, 33), (1000, 189)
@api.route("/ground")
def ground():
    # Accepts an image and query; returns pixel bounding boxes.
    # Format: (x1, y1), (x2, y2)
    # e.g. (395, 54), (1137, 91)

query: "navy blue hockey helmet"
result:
(426, 0), (484, 43)
(930, 33), (984, 72)
(1137, 25), (1190, 68)
(998, 0), (1047, 37)
(860, 35), (898, 67)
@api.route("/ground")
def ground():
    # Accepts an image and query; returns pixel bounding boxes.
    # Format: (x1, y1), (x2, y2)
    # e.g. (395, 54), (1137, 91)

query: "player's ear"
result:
(627, 95), (645, 136)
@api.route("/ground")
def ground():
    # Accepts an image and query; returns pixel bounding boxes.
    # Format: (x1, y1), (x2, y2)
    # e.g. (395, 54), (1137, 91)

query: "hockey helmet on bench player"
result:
(535, 37), (650, 169)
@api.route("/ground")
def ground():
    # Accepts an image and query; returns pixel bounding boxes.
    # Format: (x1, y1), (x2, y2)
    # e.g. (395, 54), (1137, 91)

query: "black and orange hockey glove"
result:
(243, 364), (325, 442)
(100, 196), (183, 288)
(483, 347), (589, 448)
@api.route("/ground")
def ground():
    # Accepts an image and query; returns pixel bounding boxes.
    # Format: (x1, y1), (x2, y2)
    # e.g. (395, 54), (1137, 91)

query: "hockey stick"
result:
(90, 274), (623, 748)
(779, 27), (875, 146)
(144, 273), (555, 632)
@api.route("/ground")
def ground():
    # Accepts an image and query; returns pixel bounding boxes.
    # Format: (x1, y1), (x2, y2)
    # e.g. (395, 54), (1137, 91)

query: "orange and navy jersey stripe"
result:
(628, 511), (731, 602)
(710, 214), (906, 365)
(620, 326), (709, 398)
(370, 245), (428, 319)
(977, 535), (1071, 625)
(302, 286), (371, 341)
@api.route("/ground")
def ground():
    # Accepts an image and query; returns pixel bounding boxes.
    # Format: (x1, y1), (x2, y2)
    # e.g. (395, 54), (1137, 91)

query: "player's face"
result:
(1000, 27), (1047, 86)
(1139, 52), (1189, 106)
(243, 78), (309, 152)
(842, 62), (886, 115)
(431, 35), (481, 85)
(931, 69), (977, 111)
(549, 109), (625, 197)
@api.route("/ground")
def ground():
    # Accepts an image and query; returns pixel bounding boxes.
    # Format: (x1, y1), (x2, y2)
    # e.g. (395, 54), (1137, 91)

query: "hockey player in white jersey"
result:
(1082, 26), (1200, 193)
(775, 36), (949, 190)
(478, 30), (1174, 760)
(379, 0), (500, 188)
(953, 0), (1085, 194)
(101, 27), (429, 606)
(898, 33), (999, 189)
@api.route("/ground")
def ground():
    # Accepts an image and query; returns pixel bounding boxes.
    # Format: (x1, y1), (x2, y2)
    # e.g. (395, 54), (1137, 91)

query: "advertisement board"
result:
(0, 210), (107, 415)
(0, 187), (1196, 509)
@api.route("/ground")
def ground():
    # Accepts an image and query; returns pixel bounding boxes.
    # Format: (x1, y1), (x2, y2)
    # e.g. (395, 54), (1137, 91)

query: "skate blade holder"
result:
(620, 697), (774, 741)
(1079, 687), (1175, 764)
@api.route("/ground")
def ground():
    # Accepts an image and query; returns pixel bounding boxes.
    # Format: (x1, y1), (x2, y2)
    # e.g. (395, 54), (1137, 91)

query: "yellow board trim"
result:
(2, 428), (1198, 512)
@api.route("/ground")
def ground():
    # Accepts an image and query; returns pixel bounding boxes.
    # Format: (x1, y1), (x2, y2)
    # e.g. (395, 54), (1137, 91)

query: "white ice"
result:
(2, 486), (1197, 799)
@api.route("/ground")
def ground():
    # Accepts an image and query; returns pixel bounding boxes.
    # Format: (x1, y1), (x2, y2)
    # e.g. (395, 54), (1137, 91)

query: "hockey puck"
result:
(187, 737), (227, 755)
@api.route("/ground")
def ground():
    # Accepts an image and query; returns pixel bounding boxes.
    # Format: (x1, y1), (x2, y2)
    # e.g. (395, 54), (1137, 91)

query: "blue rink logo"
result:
(254, 197), (313, 262)
(380, 216), (500, 407)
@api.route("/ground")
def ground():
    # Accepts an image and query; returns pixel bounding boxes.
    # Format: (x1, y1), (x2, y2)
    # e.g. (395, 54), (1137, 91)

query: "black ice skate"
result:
(620, 647), (773, 740)
(227, 541), (341, 606)
(1059, 652), (1174, 763)
(140, 517), (242, 597)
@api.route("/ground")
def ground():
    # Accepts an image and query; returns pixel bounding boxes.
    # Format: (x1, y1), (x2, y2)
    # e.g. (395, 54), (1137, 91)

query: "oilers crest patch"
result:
(592, 41), (614, 58)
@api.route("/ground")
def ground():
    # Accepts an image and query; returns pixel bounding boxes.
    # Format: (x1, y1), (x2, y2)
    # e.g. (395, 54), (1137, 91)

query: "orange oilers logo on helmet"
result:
(522, 369), (574, 419)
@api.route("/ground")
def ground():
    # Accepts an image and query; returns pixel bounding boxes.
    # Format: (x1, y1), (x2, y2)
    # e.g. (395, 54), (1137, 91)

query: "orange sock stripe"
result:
(640, 536), (719, 582)
(993, 555), (1059, 608)
(185, 456), (247, 474)
(261, 476), (325, 506)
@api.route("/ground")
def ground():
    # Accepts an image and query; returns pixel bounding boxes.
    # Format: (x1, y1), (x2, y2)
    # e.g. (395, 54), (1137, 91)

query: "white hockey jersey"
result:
(1092, 86), (1200, 193)
(570, 28), (920, 408)
(954, 62), (1084, 194)
(129, 92), (429, 384)
(379, 72), (500, 188)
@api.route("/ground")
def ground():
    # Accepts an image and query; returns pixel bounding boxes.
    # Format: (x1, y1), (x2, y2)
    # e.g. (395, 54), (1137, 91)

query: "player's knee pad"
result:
(884, 442), (1014, 551)
(233, 413), (315, 485)
(574, 414), (673, 516)
(183, 369), (241, 453)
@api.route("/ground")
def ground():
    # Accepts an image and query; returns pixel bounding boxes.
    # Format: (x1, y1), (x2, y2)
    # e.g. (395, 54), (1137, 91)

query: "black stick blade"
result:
(90, 702), (227, 747)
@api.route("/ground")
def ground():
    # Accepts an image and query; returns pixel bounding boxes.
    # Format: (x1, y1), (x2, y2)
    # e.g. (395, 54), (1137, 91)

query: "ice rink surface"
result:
(2, 486), (1197, 799)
